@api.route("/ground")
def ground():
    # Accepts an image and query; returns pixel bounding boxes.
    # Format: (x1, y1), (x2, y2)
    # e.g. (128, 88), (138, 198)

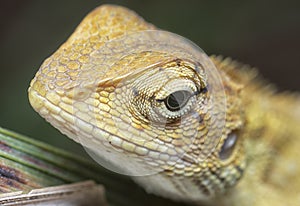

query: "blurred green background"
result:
(0, 0), (299, 154)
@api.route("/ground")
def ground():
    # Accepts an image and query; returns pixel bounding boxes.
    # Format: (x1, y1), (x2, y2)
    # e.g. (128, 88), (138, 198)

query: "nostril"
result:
(219, 131), (238, 160)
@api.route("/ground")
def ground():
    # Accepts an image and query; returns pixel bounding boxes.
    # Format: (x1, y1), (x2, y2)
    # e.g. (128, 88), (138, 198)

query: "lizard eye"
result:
(164, 90), (193, 112)
(150, 78), (200, 121)
(219, 131), (238, 160)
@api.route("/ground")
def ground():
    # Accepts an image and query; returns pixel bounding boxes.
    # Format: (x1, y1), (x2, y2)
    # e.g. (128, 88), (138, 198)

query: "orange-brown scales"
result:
(28, 5), (300, 206)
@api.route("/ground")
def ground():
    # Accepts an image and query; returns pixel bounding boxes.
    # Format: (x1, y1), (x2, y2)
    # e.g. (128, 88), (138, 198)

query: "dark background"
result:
(0, 0), (299, 153)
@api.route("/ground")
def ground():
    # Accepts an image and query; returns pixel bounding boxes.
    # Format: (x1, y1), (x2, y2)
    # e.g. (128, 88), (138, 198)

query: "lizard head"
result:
(28, 5), (246, 200)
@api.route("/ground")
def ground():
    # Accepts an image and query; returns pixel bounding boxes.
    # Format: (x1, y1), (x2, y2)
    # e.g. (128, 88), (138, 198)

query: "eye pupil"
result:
(164, 90), (191, 112)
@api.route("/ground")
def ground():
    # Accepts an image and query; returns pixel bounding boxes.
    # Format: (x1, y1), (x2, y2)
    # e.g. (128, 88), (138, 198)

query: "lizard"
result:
(28, 5), (300, 206)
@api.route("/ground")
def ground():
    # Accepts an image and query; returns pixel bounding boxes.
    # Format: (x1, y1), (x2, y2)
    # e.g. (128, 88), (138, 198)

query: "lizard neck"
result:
(212, 55), (300, 205)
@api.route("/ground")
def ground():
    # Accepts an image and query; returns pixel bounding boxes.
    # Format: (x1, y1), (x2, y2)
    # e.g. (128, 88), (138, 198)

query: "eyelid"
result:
(156, 89), (198, 103)
(154, 79), (198, 101)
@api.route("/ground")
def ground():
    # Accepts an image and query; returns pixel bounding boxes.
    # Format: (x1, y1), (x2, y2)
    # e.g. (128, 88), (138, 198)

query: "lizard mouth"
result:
(28, 84), (203, 177)
(28, 85), (173, 176)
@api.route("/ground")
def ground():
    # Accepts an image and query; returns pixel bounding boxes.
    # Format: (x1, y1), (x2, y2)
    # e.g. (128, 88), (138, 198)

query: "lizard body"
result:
(28, 5), (300, 205)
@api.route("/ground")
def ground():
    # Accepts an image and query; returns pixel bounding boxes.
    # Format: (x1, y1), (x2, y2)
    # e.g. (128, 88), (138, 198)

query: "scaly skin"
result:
(28, 5), (300, 205)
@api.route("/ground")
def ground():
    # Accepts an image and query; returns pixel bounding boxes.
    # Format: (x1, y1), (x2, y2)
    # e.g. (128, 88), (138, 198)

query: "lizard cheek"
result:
(219, 131), (238, 160)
